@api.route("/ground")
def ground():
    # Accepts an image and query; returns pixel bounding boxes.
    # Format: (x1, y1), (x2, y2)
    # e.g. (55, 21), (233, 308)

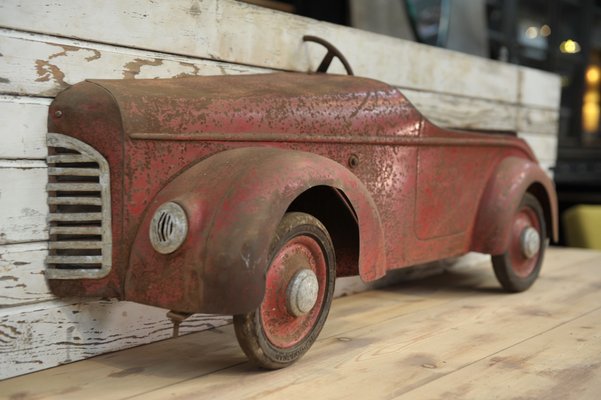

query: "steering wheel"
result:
(302, 35), (354, 76)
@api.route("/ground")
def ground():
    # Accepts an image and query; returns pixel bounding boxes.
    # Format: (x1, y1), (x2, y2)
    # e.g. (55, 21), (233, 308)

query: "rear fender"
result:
(471, 156), (558, 255)
(125, 147), (386, 314)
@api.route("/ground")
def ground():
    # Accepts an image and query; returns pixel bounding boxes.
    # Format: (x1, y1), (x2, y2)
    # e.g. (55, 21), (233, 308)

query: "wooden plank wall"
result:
(0, 0), (560, 379)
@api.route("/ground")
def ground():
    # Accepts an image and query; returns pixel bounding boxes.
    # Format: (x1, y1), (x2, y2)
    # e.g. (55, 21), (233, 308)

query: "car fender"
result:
(125, 147), (386, 314)
(471, 156), (558, 255)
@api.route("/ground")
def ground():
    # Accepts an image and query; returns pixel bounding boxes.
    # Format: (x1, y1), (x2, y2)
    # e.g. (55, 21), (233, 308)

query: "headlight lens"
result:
(149, 202), (188, 254)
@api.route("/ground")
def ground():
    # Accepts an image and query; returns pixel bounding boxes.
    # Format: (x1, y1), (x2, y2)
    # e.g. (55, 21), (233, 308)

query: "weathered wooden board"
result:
(0, 96), (50, 159)
(0, 29), (268, 98)
(0, 248), (598, 398)
(0, 165), (48, 244)
(0, 31), (559, 137)
(0, 299), (232, 379)
(395, 309), (601, 399)
(519, 132), (558, 166)
(519, 67), (562, 109)
(0, 0), (561, 108)
(127, 252), (601, 400)
(0, 242), (52, 306)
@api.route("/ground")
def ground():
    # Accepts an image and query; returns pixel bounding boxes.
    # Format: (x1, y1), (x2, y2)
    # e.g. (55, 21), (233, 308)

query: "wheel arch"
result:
(125, 147), (385, 315)
(471, 156), (558, 255)
(286, 185), (360, 278)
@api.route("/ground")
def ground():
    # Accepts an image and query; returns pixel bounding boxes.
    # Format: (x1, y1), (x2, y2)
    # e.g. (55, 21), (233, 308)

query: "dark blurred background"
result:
(244, 0), (601, 247)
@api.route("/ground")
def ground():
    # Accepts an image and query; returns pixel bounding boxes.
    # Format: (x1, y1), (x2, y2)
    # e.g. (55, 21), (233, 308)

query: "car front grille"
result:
(46, 133), (112, 279)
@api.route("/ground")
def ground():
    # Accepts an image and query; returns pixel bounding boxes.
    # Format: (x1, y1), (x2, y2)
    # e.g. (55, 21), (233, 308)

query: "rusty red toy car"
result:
(46, 71), (557, 369)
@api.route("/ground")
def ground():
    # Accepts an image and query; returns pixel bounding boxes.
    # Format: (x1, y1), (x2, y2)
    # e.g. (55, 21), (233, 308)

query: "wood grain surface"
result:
(0, 247), (599, 399)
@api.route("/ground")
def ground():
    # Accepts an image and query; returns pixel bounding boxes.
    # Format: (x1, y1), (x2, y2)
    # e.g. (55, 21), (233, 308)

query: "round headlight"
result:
(149, 202), (188, 254)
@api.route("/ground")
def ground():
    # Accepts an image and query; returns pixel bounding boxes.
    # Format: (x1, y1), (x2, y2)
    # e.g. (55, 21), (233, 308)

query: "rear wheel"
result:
(492, 193), (547, 292)
(234, 212), (335, 369)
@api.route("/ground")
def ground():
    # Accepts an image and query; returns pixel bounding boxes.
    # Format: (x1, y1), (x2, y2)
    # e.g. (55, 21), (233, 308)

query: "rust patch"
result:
(85, 49), (102, 62)
(123, 58), (163, 79)
(35, 59), (67, 88)
(48, 44), (80, 60)
(174, 61), (200, 78)
(47, 43), (101, 62)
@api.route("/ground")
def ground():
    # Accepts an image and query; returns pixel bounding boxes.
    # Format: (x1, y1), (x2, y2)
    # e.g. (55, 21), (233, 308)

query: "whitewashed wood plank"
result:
(0, 96), (49, 159)
(0, 166), (48, 245)
(0, 242), (52, 307)
(0, 300), (232, 379)
(0, 33), (558, 138)
(0, 29), (269, 98)
(517, 106), (560, 135)
(0, 0), (525, 103)
(519, 67), (562, 109)
(404, 90), (516, 132)
(405, 91), (558, 136)
(518, 132), (558, 165)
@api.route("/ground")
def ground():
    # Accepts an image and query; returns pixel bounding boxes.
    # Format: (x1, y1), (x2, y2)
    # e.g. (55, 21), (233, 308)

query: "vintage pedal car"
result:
(45, 69), (557, 369)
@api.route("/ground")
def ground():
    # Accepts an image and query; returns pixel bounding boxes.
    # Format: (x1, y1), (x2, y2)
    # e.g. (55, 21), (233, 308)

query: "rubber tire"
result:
(233, 212), (336, 369)
(492, 193), (547, 292)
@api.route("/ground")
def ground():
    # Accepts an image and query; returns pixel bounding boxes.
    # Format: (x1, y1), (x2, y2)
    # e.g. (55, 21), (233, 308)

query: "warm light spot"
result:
(540, 24), (551, 37)
(560, 39), (581, 54)
(583, 102), (600, 133)
(586, 66), (600, 85)
(525, 26), (538, 39)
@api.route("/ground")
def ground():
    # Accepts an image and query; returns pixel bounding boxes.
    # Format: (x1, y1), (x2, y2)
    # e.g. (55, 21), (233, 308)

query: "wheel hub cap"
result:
(520, 227), (540, 259)
(286, 269), (319, 317)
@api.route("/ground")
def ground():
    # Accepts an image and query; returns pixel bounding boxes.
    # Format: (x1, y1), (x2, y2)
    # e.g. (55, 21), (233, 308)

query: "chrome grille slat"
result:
(48, 167), (101, 176)
(47, 182), (102, 192)
(48, 197), (103, 206)
(50, 226), (103, 235)
(46, 133), (112, 280)
(49, 241), (104, 249)
(46, 255), (104, 264)
(48, 212), (103, 222)
(47, 154), (95, 163)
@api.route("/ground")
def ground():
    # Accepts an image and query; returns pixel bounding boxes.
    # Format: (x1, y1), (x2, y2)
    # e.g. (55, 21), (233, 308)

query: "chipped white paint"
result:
(0, 299), (232, 379)
(0, 0), (561, 107)
(0, 96), (50, 159)
(0, 0), (561, 380)
(0, 166), (48, 245)
(0, 242), (52, 306)
(519, 68), (562, 109)
(0, 32), (559, 137)
(519, 132), (558, 168)
(0, 29), (269, 98)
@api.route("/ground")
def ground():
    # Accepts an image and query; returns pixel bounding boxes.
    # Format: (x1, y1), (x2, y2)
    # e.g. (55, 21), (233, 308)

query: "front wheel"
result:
(234, 212), (335, 369)
(492, 193), (547, 292)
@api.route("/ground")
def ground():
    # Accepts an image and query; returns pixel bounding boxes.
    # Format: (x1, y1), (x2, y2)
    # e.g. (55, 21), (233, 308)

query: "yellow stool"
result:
(563, 205), (601, 250)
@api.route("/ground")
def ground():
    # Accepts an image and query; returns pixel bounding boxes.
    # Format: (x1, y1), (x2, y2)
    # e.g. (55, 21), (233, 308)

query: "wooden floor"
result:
(1, 247), (601, 400)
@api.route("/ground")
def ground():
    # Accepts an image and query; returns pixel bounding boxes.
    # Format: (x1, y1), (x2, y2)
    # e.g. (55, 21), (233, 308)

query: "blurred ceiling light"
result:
(582, 102), (600, 133)
(560, 39), (581, 54)
(525, 26), (538, 39)
(540, 24), (551, 37)
(586, 66), (600, 85)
